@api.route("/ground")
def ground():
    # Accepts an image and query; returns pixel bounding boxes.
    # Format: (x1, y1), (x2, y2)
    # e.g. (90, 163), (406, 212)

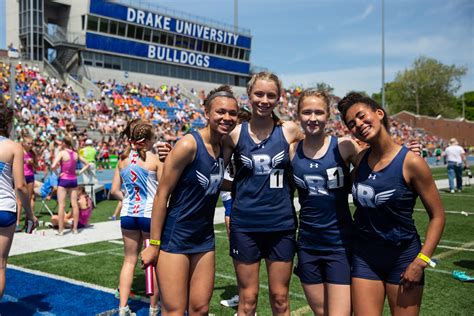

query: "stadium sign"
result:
(86, 33), (250, 75)
(90, 0), (252, 49)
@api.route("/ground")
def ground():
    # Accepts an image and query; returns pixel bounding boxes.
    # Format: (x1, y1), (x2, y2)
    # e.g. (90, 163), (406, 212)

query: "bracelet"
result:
(417, 252), (436, 268)
(149, 239), (161, 246)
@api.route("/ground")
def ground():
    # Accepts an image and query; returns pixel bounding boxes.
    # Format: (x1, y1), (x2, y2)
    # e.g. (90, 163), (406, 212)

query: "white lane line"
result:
(108, 240), (124, 245)
(23, 247), (123, 267)
(55, 248), (87, 256)
(291, 305), (312, 316)
(436, 244), (474, 252)
(434, 241), (474, 259)
(414, 208), (473, 215)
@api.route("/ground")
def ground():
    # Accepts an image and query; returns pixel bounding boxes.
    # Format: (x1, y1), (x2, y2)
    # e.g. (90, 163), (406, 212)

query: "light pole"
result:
(234, 0), (238, 33)
(381, 0), (385, 109)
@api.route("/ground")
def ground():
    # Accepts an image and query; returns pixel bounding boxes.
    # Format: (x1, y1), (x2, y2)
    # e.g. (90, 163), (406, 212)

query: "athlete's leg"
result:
(27, 182), (35, 215)
(234, 260), (260, 315)
(386, 284), (423, 316)
(141, 231), (160, 309)
(69, 187), (79, 232)
(56, 186), (67, 234)
(301, 283), (326, 316)
(327, 284), (351, 316)
(119, 229), (141, 308)
(351, 278), (386, 316)
(265, 259), (292, 316)
(15, 195), (22, 227)
(0, 224), (15, 298)
(188, 251), (215, 315)
(157, 251), (190, 315)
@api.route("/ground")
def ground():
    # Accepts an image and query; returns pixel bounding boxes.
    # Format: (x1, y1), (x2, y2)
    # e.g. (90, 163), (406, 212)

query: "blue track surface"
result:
(0, 267), (151, 315)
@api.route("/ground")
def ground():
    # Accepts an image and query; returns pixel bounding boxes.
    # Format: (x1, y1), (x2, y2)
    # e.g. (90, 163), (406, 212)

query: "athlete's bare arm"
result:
(141, 134), (197, 266)
(400, 151), (445, 289)
(282, 121), (304, 144)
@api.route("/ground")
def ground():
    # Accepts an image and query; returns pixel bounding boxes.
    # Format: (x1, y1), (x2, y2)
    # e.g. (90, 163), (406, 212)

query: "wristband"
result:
(149, 239), (161, 246)
(417, 252), (436, 268)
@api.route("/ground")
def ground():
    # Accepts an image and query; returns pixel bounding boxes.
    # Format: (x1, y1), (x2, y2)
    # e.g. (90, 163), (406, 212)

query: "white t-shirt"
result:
(444, 145), (465, 164)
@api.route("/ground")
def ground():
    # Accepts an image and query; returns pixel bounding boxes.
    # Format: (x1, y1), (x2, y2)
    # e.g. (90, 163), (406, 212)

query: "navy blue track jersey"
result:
(291, 137), (353, 250)
(352, 146), (418, 245)
(160, 131), (224, 253)
(231, 122), (296, 232)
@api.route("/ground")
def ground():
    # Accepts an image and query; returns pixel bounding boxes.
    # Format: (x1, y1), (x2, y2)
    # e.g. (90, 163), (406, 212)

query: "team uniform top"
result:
(120, 151), (157, 218)
(23, 151), (35, 177)
(352, 146), (418, 245)
(231, 122), (295, 232)
(161, 131), (224, 253)
(60, 150), (77, 180)
(291, 137), (352, 251)
(0, 136), (16, 212)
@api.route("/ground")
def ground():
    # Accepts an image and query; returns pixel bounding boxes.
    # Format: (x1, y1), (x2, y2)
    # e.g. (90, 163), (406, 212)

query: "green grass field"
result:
(11, 182), (474, 315)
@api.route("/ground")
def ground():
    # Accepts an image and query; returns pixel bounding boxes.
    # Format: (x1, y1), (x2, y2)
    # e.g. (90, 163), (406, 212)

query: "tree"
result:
(313, 82), (334, 95)
(384, 56), (467, 117)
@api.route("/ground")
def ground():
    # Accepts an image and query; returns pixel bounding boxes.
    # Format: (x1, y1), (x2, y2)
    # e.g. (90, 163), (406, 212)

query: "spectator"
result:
(79, 139), (98, 184)
(444, 138), (467, 193)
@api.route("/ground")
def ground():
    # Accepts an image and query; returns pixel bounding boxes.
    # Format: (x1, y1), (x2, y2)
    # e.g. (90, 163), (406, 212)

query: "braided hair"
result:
(129, 122), (154, 161)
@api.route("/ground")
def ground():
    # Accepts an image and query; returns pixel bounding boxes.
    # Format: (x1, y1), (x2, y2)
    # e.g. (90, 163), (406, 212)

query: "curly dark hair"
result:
(0, 103), (14, 137)
(204, 85), (237, 110)
(337, 92), (389, 131)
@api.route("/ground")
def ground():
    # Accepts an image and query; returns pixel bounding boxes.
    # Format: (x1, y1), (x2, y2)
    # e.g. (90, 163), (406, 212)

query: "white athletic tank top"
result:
(0, 136), (16, 212)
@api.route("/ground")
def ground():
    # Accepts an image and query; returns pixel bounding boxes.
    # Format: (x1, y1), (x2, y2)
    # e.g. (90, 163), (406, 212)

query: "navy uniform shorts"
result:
(230, 230), (296, 263)
(120, 216), (151, 233)
(294, 247), (351, 285)
(352, 236), (425, 285)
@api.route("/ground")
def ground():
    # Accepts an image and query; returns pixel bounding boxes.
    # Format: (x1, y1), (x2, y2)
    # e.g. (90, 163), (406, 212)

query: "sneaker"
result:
(119, 305), (136, 316)
(450, 189), (455, 193)
(55, 231), (64, 236)
(220, 294), (239, 307)
(115, 287), (139, 300)
(149, 305), (161, 316)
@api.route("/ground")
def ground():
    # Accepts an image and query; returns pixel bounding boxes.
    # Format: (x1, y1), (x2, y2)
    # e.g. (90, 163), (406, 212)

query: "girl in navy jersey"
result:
(0, 106), (38, 298)
(290, 89), (362, 315)
(338, 92), (445, 316)
(111, 120), (162, 316)
(141, 85), (238, 315)
(222, 72), (303, 315)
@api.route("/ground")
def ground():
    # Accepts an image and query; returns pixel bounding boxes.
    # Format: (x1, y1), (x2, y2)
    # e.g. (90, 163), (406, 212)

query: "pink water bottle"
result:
(144, 239), (154, 296)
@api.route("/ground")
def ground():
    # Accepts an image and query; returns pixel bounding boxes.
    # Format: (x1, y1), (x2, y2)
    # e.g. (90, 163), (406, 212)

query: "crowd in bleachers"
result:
(0, 61), (452, 170)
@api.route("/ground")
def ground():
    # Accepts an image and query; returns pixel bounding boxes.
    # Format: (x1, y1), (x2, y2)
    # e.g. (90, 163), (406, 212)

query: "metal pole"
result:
(9, 62), (16, 108)
(234, 0), (238, 33)
(381, 0), (385, 109)
(462, 94), (465, 120)
(30, 0), (34, 60)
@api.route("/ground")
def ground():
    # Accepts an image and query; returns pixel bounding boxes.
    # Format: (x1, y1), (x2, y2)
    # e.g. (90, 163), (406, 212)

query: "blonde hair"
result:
(247, 71), (282, 125)
(297, 89), (331, 113)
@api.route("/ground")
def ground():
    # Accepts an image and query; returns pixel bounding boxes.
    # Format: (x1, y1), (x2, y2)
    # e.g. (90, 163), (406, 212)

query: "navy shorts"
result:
(25, 175), (35, 184)
(294, 248), (351, 285)
(230, 230), (296, 263)
(58, 178), (77, 188)
(120, 216), (151, 232)
(0, 211), (16, 227)
(352, 236), (425, 285)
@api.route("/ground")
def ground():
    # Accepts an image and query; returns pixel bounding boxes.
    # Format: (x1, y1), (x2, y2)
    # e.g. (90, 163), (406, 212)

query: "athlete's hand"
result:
(140, 245), (159, 268)
(156, 142), (172, 162)
(400, 258), (426, 290)
(407, 140), (422, 156)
